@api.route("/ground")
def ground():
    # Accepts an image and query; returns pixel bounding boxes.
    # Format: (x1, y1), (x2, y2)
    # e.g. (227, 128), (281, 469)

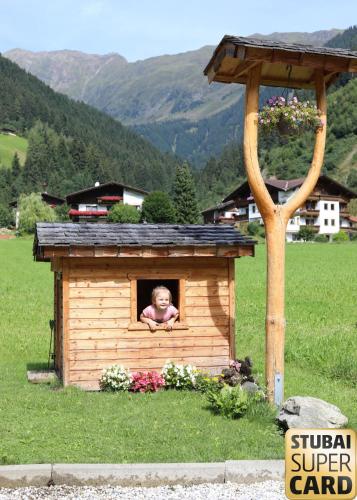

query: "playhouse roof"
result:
(204, 35), (357, 89)
(34, 223), (256, 261)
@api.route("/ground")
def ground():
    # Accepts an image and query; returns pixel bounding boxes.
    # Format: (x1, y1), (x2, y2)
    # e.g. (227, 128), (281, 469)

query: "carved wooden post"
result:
(243, 65), (327, 404)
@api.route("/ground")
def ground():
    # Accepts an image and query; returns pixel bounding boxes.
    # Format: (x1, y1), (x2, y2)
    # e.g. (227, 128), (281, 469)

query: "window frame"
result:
(127, 272), (188, 331)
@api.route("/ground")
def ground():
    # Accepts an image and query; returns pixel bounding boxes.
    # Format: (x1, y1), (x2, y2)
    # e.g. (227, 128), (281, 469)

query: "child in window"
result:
(140, 286), (179, 332)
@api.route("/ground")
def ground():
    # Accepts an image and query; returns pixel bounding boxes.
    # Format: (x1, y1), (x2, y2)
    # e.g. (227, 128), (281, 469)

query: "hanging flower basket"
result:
(258, 96), (324, 136)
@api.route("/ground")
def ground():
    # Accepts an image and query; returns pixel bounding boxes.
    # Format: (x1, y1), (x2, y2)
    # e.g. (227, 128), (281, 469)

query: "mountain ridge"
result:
(3, 28), (349, 166)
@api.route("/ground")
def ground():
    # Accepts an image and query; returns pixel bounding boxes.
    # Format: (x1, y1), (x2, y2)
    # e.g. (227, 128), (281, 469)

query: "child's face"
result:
(154, 291), (170, 311)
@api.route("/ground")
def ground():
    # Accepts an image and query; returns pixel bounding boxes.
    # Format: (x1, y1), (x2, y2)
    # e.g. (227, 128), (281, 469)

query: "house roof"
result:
(66, 181), (149, 203)
(201, 199), (236, 215)
(221, 175), (357, 203)
(204, 35), (357, 89)
(34, 223), (256, 261)
(9, 192), (65, 208)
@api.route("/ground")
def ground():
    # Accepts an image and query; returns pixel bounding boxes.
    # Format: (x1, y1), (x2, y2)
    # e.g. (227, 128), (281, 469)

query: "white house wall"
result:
(123, 189), (145, 207)
(248, 203), (261, 220)
(316, 200), (340, 234)
(78, 203), (107, 212)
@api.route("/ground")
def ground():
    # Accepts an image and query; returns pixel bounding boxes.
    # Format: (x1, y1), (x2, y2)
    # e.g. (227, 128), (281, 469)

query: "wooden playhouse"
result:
(34, 223), (255, 390)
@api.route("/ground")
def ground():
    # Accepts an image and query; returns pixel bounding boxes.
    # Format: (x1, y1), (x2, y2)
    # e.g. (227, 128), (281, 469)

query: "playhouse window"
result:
(136, 279), (179, 321)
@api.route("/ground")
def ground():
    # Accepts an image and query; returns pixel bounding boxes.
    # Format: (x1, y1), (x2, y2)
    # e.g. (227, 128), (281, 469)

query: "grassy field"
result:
(0, 239), (356, 464)
(0, 133), (28, 168)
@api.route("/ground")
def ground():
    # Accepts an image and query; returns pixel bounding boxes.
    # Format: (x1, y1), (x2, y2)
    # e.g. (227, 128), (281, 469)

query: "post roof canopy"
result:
(204, 35), (357, 89)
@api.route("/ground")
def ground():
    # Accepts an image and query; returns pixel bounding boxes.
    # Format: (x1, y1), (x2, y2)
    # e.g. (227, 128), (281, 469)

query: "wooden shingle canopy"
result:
(204, 35), (357, 89)
(34, 223), (256, 261)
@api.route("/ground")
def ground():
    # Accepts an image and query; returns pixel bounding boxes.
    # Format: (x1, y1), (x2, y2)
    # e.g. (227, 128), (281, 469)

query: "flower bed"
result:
(99, 358), (266, 419)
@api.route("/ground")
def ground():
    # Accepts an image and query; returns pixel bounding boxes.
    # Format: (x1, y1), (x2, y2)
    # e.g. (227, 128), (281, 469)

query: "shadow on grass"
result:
(26, 362), (52, 371)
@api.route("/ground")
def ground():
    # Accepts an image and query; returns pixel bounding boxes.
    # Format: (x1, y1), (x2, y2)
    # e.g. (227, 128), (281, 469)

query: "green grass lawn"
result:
(0, 239), (356, 464)
(0, 133), (28, 168)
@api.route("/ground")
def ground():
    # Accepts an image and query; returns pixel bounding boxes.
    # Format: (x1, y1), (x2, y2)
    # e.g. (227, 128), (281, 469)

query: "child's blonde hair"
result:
(151, 286), (172, 303)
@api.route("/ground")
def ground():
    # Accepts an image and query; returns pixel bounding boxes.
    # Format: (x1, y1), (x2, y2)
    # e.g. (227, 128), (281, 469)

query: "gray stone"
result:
(27, 370), (58, 384)
(0, 464), (52, 487)
(52, 463), (225, 487)
(277, 396), (348, 429)
(241, 381), (260, 393)
(225, 460), (284, 484)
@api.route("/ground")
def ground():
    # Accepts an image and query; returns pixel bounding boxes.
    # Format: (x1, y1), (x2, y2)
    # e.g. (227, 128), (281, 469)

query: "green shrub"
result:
(141, 191), (176, 223)
(247, 222), (260, 236)
(194, 372), (223, 394)
(54, 204), (71, 222)
(107, 203), (141, 223)
(314, 234), (329, 243)
(332, 230), (349, 243)
(206, 384), (249, 418)
(350, 232), (357, 241)
(18, 193), (56, 235)
(206, 384), (265, 419)
(297, 226), (315, 241)
(0, 204), (14, 228)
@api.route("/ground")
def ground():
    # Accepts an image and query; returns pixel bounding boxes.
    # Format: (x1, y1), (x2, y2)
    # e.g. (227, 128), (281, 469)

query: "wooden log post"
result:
(243, 64), (327, 405)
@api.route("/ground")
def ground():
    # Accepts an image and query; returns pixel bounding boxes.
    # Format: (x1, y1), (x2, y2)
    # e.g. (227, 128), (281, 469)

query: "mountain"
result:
(5, 46), (242, 126)
(249, 29), (343, 46)
(0, 53), (179, 204)
(4, 29), (341, 165)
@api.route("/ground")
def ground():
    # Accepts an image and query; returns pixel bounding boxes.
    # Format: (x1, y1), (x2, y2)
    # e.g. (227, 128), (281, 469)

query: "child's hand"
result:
(148, 319), (159, 332)
(165, 319), (175, 331)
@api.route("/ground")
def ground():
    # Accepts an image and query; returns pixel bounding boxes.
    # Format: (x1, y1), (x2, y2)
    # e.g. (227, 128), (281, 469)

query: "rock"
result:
(27, 370), (58, 384)
(241, 381), (260, 393)
(277, 396), (348, 430)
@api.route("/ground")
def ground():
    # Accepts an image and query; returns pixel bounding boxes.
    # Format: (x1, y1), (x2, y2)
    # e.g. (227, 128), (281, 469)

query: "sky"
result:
(0, 0), (356, 61)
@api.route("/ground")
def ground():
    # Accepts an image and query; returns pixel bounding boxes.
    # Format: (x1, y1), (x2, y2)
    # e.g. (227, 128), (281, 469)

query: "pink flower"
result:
(130, 371), (165, 393)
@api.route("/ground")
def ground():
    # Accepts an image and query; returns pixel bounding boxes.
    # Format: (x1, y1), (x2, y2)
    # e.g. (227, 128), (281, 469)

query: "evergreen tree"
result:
(141, 191), (176, 223)
(0, 203), (14, 227)
(172, 162), (200, 224)
(11, 152), (21, 177)
(10, 151), (23, 198)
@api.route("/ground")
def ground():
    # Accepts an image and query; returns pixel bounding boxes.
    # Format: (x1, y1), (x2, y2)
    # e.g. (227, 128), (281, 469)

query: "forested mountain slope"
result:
(0, 54), (179, 204)
(5, 29), (340, 165)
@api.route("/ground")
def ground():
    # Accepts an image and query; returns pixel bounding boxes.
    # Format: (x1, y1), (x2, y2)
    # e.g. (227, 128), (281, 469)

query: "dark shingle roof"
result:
(34, 223), (255, 252)
(204, 35), (357, 75)
(223, 35), (357, 59)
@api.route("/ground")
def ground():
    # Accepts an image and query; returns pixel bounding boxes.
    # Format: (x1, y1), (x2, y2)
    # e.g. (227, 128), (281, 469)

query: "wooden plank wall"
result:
(64, 257), (234, 389)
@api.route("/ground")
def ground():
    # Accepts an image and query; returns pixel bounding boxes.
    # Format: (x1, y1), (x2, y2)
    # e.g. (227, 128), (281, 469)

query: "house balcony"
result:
(68, 209), (108, 219)
(298, 209), (319, 217)
(236, 213), (249, 221)
(305, 224), (320, 233)
(97, 196), (123, 203)
(340, 209), (350, 216)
